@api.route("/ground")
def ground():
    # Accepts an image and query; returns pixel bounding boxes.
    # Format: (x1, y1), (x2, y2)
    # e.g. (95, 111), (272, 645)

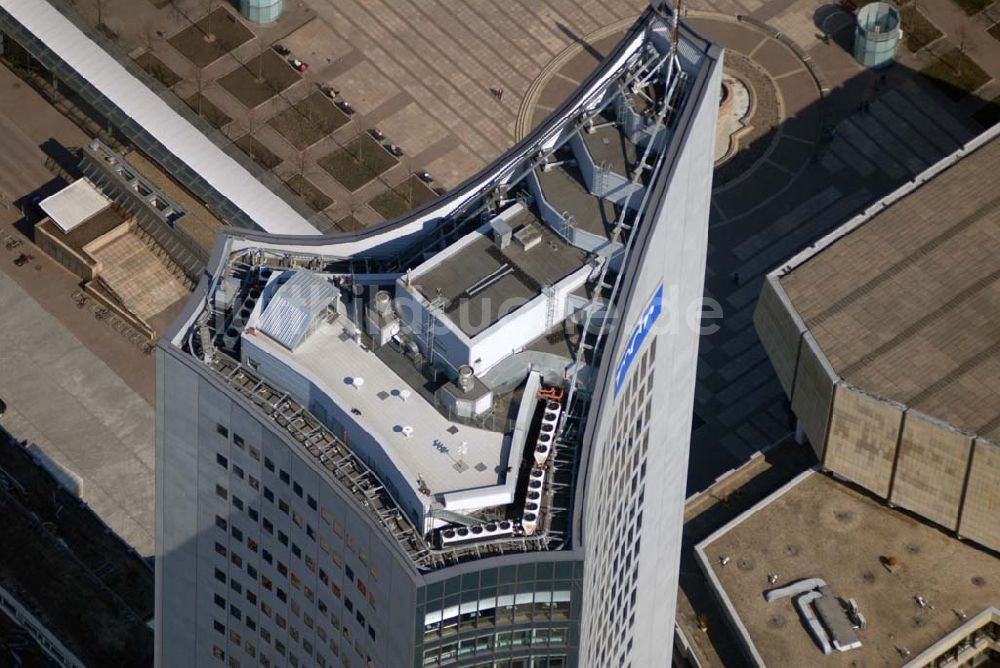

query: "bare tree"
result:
(95, 0), (104, 29)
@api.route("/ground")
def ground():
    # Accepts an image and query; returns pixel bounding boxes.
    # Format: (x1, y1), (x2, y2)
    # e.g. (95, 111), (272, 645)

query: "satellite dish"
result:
(402, 425), (414, 438)
(352, 377), (365, 390)
(399, 389), (411, 402)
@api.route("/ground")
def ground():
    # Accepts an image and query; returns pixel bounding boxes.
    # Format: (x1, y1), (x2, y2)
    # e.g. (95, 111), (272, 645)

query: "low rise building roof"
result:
(39, 178), (111, 233)
(697, 470), (1000, 668)
(778, 133), (1000, 441)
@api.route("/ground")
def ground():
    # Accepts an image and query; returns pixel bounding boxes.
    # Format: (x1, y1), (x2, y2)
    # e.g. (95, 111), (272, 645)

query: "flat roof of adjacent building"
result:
(779, 135), (1000, 441)
(242, 317), (505, 497)
(698, 471), (1000, 668)
(39, 178), (110, 233)
(0, 0), (318, 236)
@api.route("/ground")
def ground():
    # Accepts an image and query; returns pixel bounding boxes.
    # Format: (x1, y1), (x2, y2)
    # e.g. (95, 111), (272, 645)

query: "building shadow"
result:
(813, 3), (856, 52)
(555, 22), (605, 62)
(685, 51), (995, 497)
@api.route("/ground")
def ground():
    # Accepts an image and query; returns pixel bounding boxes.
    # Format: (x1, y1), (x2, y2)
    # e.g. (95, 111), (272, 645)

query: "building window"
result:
(247, 564), (257, 579)
(215, 515), (227, 530)
(345, 565), (354, 582)
(230, 579), (242, 595)
(214, 568), (226, 584)
(264, 457), (274, 472)
(368, 627), (376, 642)
(278, 499), (290, 515)
(292, 482), (303, 497)
(292, 544), (301, 559)
(232, 496), (244, 511)
(229, 629), (241, 645)
(233, 433), (244, 449)
(264, 487), (274, 503)
(263, 518), (273, 535)
(231, 552), (242, 568)
(217, 453), (228, 468)
(292, 511), (303, 528)
(216, 424), (229, 438)
(230, 603), (241, 620)
(249, 476), (259, 491)
(214, 620), (225, 634)
(214, 594), (225, 609)
(231, 526), (243, 541)
(249, 446), (260, 462)
(233, 464), (244, 480)
(307, 495), (317, 510)
(248, 507), (259, 522)
(216, 485), (228, 500)
(215, 542), (227, 557)
(278, 531), (288, 546)
(212, 645), (224, 660)
(279, 470), (290, 485)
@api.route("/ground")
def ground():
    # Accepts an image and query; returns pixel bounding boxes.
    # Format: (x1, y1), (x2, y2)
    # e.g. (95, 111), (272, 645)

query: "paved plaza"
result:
(0, 274), (155, 555)
(0, 0), (997, 561)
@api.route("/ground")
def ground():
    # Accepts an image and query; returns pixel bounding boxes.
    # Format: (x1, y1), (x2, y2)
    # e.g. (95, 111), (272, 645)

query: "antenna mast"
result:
(671, 0), (682, 57)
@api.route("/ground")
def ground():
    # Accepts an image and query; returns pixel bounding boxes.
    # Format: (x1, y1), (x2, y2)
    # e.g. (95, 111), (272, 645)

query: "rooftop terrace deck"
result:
(243, 317), (505, 498)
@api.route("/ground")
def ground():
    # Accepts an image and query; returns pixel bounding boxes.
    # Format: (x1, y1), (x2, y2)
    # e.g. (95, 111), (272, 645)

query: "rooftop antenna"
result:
(671, 0), (682, 58)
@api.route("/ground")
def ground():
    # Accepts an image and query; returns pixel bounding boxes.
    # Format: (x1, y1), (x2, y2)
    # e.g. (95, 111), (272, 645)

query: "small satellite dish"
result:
(352, 377), (365, 390)
(402, 425), (414, 438)
(399, 389), (411, 402)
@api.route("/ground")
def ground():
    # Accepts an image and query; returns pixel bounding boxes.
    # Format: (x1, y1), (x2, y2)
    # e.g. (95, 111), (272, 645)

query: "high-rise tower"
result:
(156, 8), (721, 667)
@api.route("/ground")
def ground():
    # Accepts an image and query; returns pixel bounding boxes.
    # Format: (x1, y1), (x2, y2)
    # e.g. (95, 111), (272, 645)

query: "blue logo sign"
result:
(614, 284), (663, 397)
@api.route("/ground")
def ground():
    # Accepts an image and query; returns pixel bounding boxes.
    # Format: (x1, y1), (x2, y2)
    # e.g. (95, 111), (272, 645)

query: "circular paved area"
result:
(518, 13), (825, 227)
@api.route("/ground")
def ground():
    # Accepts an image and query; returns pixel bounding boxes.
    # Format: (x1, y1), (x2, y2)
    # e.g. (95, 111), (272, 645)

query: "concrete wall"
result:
(824, 385), (903, 497)
(753, 276), (805, 395)
(579, 43), (721, 668)
(790, 332), (838, 461)
(889, 412), (974, 531)
(957, 438), (1000, 551)
(156, 350), (421, 668)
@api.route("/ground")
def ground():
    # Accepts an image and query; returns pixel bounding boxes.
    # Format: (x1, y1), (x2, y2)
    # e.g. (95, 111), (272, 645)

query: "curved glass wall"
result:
(240, 0), (284, 25)
(853, 2), (900, 69)
(416, 560), (582, 668)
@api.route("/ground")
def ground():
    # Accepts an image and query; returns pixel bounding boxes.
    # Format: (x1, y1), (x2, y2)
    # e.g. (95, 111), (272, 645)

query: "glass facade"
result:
(240, 0), (284, 25)
(415, 560), (582, 668)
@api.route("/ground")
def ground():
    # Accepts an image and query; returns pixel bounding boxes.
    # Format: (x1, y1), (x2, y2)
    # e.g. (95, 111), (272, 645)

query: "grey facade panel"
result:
(958, 437), (1000, 551)
(824, 385), (903, 498)
(791, 332), (838, 460)
(753, 276), (805, 396)
(889, 411), (974, 531)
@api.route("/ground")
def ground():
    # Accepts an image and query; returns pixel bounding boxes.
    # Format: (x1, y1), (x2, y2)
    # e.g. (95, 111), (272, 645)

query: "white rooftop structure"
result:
(242, 309), (507, 509)
(0, 0), (319, 236)
(39, 178), (110, 233)
(257, 271), (339, 350)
